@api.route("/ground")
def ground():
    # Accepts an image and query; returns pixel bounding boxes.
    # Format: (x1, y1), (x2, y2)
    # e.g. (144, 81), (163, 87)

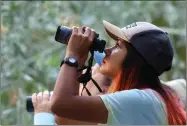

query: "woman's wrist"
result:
(65, 52), (80, 60)
(65, 54), (86, 66)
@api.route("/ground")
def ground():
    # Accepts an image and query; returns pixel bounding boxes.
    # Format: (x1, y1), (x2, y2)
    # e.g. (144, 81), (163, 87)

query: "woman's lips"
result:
(102, 58), (106, 64)
(102, 56), (108, 64)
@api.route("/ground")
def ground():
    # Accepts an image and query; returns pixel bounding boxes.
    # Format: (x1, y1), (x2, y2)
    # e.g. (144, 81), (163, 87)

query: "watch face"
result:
(69, 57), (76, 63)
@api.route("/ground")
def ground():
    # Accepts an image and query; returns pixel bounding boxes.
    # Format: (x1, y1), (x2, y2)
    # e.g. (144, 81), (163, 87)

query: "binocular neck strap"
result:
(77, 50), (103, 96)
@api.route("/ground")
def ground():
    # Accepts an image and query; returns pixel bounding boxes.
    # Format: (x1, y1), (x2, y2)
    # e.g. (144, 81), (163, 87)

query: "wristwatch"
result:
(60, 56), (78, 68)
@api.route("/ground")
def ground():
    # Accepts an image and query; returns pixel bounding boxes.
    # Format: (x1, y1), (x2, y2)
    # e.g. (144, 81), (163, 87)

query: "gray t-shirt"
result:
(99, 89), (168, 125)
(34, 78), (187, 125)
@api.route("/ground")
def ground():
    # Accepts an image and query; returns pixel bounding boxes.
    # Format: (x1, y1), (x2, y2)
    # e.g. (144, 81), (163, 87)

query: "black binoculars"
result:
(55, 26), (106, 52)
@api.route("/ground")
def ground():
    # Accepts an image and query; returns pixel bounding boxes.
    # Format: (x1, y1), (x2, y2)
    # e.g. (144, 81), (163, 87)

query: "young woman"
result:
(33, 53), (186, 125)
(32, 20), (186, 125)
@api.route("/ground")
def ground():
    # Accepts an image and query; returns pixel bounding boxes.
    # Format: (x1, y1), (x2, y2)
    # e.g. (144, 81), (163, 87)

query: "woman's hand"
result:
(32, 91), (53, 114)
(65, 26), (95, 65)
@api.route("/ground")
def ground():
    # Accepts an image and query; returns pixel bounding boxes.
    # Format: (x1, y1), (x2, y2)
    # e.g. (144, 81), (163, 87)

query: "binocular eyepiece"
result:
(26, 26), (106, 112)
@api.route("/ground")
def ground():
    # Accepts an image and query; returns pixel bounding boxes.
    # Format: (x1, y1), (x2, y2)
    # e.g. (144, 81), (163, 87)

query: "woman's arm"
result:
(55, 116), (97, 125)
(50, 27), (108, 123)
(54, 65), (102, 125)
(51, 64), (107, 123)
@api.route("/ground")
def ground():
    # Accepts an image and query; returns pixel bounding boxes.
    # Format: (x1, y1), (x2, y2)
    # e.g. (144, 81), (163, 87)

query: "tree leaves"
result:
(1, 1), (186, 125)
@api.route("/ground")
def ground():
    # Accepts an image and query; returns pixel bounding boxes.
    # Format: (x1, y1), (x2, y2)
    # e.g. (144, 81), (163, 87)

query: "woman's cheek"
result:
(111, 48), (120, 55)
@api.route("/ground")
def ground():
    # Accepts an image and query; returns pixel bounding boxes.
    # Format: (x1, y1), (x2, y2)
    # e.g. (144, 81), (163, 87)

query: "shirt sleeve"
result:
(34, 112), (57, 125)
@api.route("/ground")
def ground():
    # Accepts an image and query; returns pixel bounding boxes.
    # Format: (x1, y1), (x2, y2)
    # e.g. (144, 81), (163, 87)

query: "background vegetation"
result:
(1, 1), (186, 125)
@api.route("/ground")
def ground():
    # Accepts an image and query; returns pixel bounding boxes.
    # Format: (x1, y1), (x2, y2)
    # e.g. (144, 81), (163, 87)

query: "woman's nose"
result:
(104, 48), (112, 56)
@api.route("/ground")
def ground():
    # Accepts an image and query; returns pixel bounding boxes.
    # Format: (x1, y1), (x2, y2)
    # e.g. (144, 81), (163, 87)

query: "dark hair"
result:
(107, 42), (186, 125)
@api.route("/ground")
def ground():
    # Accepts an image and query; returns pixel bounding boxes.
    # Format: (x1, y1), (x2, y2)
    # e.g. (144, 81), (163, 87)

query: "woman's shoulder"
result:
(100, 89), (164, 106)
(99, 89), (167, 125)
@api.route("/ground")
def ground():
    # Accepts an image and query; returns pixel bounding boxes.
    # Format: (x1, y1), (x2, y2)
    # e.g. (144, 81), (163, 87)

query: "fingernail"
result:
(50, 91), (53, 96)
(44, 90), (49, 94)
(82, 26), (86, 30)
(38, 92), (42, 96)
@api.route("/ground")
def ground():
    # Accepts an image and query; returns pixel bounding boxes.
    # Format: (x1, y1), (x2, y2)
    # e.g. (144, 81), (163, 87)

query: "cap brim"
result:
(103, 20), (129, 42)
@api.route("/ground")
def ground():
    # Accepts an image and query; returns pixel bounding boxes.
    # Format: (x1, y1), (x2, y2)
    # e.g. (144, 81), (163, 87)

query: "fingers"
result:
(78, 27), (82, 36)
(84, 27), (95, 41)
(32, 91), (52, 103)
(84, 27), (91, 37)
(50, 91), (53, 100)
(50, 91), (53, 96)
(72, 26), (94, 42)
(72, 26), (78, 35)
(32, 93), (37, 107)
(37, 92), (43, 101)
(43, 90), (50, 102)
(90, 29), (95, 42)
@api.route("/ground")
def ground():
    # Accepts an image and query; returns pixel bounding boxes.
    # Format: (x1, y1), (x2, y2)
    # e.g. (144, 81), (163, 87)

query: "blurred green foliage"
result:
(1, 1), (186, 125)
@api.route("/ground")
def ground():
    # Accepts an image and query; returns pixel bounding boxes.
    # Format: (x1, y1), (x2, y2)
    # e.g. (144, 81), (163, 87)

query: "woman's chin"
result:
(100, 65), (110, 77)
(100, 65), (116, 79)
(99, 65), (105, 74)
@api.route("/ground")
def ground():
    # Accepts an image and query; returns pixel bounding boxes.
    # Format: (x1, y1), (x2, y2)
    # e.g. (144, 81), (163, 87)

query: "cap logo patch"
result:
(125, 22), (137, 29)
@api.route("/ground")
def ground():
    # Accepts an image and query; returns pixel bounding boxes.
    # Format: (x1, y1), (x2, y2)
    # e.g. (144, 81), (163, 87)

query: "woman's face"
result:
(100, 39), (128, 79)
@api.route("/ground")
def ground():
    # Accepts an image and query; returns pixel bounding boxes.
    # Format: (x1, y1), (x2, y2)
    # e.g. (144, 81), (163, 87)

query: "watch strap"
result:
(60, 57), (78, 67)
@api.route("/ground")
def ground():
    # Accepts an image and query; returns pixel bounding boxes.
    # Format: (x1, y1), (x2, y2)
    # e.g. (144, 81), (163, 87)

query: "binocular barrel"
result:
(26, 96), (34, 112)
(55, 26), (106, 53)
